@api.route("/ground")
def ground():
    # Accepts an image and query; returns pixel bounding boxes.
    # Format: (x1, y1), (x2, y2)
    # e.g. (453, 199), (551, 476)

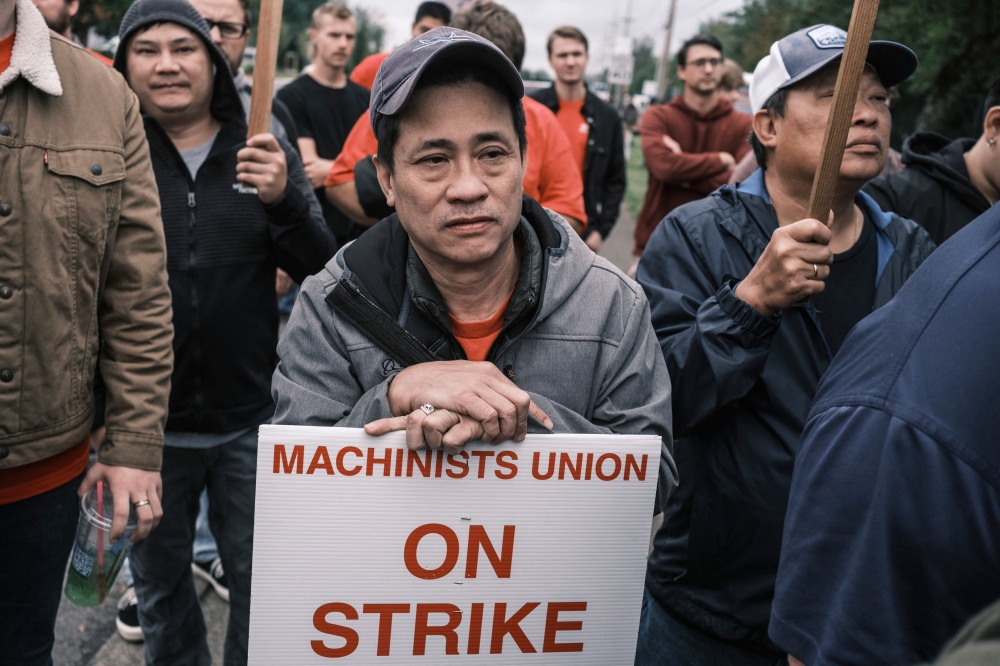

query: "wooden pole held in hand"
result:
(247, 0), (285, 139)
(806, 0), (881, 222)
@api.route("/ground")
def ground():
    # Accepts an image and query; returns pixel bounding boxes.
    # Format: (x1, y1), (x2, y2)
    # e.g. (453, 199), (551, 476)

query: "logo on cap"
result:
(414, 31), (474, 51)
(807, 25), (847, 49)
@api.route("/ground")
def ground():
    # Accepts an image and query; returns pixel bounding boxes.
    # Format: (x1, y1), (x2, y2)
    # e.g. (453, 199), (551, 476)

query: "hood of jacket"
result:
(113, 0), (243, 127)
(326, 195), (591, 365)
(899, 131), (987, 212)
(668, 93), (735, 121)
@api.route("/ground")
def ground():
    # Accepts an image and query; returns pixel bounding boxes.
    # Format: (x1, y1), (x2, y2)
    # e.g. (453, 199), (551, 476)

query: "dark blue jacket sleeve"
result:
(770, 404), (1000, 666)
(637, 213), (780, 436)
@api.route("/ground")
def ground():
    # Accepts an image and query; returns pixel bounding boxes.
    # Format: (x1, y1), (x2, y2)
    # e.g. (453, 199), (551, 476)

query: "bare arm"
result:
(325, 181), (380, 227)
(789, 657), (806, 666)
(297, 138), (334, 190)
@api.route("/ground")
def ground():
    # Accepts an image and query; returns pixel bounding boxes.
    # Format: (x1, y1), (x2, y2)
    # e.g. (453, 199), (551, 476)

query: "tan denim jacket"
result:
(0, 0), (173, 471)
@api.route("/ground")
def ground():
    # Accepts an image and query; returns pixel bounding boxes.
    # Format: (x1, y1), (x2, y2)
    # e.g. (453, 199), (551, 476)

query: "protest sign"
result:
(248, 426), (661, 664)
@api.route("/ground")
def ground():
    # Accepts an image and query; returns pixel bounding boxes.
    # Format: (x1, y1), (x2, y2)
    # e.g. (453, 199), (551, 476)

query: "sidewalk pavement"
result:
(51, 204), (637, 666)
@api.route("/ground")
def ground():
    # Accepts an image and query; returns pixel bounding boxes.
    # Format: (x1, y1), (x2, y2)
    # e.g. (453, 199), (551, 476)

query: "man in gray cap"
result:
(272, 27), (675, 505)
(634, 25), (934, 665)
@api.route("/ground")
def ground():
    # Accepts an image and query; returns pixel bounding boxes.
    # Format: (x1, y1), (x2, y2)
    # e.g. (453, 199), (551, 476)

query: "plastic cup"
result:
(64, 481), (137, 607)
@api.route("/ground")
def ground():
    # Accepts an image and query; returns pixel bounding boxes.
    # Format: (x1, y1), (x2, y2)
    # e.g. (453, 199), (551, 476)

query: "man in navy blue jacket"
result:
(770, 204), (1000, 665)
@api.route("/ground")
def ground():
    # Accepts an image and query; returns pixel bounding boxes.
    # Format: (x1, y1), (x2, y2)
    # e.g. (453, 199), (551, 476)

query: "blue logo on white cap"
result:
(414, 31), (474, 51)
(807, 25), (847, 49)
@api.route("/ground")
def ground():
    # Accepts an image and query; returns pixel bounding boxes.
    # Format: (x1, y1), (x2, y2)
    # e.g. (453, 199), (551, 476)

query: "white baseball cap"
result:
(749, 24), (918, 113)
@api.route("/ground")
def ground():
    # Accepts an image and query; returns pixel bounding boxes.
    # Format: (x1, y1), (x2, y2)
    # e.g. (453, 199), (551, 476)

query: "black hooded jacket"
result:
(530, 86), (626, 239)
(864, 132), (992, 245)
(115, 0), (338, 432)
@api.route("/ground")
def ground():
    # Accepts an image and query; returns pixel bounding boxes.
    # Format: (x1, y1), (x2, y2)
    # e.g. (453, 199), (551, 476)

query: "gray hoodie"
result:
(271, 197), (677, 501)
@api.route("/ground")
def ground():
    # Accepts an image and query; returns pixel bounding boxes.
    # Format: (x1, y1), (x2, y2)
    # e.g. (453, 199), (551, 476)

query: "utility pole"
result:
(655, 0), (678, 102)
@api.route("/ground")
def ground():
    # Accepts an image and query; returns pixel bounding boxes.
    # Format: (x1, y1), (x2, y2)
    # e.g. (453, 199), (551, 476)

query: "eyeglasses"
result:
(688, 57), (723, 69)
(204, 19), (248, 40)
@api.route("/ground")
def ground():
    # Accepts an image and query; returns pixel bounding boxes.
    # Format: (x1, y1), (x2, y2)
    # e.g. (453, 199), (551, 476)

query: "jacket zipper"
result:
(187, 189), (204, 425)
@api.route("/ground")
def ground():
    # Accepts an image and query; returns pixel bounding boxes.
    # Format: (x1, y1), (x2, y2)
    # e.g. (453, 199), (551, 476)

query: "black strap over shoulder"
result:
(325, 277), (439, 368)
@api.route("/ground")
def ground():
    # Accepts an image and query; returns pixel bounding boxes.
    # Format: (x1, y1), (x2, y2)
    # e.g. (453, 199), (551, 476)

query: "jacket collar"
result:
(736, 169), (897, 284)
(0, 0), (63, 97)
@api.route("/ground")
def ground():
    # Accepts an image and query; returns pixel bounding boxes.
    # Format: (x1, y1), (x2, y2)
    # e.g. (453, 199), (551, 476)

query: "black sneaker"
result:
(115, 587), (144, 643)
(192, 557), (229, 602)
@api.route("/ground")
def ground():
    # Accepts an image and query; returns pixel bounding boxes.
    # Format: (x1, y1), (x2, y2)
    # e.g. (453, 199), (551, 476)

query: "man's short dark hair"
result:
(415, 2), (451, 25)
(451, 0), (525, 71)
(375, 60), (528, 174)
(677, 33), (723, 67)
(546, 26), (588, 56)
(985, 75), (1000, 115)
(238, 0), (252, 27)
(749, 88), (788, 170)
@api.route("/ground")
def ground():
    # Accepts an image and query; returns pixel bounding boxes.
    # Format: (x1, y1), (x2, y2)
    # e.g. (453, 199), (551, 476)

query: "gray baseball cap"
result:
(750, 24), (918, 113)
(369, 27), (524, 129)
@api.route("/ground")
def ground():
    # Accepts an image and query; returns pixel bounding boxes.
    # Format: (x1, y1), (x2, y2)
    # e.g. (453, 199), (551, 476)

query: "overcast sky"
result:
(358, 0), (749, 77)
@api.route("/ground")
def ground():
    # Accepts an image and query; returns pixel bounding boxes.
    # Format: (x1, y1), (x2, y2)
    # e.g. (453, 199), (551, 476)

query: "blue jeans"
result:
(634, 588), (786, 666)
(130, 431), (257, 666)
(0, 471), (85, 666)
(192, 489), (219, 563)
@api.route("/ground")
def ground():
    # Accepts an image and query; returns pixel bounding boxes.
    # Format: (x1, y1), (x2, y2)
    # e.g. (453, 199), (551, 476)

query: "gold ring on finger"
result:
(133, 499), (151, 509)
(812, 263), (818, 280)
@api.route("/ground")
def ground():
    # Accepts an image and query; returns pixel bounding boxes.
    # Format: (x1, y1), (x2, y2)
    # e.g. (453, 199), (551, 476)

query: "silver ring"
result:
(133, 499), (151, 509)
(420, 403), (435, 415)
(812, 263), (818, 280)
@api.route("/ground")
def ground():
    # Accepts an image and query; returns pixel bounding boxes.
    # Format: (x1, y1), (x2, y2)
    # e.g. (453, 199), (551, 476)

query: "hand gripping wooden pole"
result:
(247, 0), (285, 139)
(806, 0), (881, 221)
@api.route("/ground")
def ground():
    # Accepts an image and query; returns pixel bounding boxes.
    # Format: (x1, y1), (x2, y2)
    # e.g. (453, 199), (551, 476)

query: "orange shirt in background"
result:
(0, 31), (15, 73)
(326, 96), (587, 227)
(555, 98), (588, 176)
(350, 52), (389, 90)
(449, 292), (513, 362)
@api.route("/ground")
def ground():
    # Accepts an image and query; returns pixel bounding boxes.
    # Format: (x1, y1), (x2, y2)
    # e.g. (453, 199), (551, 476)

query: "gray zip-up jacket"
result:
(272, 195), (676, 499)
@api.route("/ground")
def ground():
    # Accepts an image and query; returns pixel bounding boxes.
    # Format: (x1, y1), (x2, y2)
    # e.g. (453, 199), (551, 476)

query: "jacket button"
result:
(0, 370), (12, 382)
(0, 287), (11, 300)
(0, 124), (10, 136)
(91, 164), (103, 176)
(0, 204), (10, 217)
(0, 446), (7, 459)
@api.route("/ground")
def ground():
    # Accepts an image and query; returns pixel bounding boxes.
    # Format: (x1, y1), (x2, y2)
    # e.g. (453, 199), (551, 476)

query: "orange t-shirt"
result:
(555, 98), (589, 176)
(0, 31), (14, 73)
(325, 96), (587, 227)
(449, 293), (513, 362)
(350, 52), (389, 91)
(0, 436), (90, 505)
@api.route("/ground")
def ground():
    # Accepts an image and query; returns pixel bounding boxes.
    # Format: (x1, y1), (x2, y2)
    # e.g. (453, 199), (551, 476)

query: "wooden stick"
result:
(806, 0), (881, 221)
(247, 0), (285, 139)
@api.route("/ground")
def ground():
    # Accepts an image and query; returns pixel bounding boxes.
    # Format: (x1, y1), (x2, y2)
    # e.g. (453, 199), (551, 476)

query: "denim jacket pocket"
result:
(46, 148), (126, 244)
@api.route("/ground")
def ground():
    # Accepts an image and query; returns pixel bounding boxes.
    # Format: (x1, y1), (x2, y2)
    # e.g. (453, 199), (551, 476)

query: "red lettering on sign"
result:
(532, 451), (556, 480)
(446, 452), (470, 478)
(362, 604), (410, 657)
(495, 451), (517, 479)
(585, 452), (594, 480)
(413, 603), (462, 655)
(367, 447), (392, 477)
(336, 446), (362, 476)
(306, 446), (334, 475)
(394, 447), (404, 477)
(490, 602), (540, 654)
(407, 450), (432, 477)
(559, 452), (583, 480)
(311, 603), (359, 658)
(542, 602), (587, 653)
(467, 602), (485, 655)
(471, 451), (494, 478)
(625, 454), (647, 481)
(435, 449), (444, 477)
(465, 525), (515, 579)
(596, 453), (622, 481)
(273, 444), (303, 474)
(404, 524), (459, 579)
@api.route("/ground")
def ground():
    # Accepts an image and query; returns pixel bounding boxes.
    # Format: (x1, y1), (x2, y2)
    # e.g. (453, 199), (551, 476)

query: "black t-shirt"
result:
(277, 74), (370, 241)
(812, 210), (878, 356)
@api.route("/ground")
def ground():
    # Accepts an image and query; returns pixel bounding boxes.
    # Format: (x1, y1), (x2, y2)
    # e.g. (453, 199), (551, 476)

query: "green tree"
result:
(629, 36), (657, 95)
(701, 0), (1000, 144)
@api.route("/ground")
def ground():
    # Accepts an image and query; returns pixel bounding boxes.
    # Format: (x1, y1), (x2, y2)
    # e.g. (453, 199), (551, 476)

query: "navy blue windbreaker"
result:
(770, 203), (1000, 666)
(637, 170), (935, 649)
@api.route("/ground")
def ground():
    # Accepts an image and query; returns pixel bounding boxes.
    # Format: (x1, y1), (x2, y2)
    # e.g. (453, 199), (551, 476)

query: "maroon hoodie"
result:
(634, 95), (753, 254)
